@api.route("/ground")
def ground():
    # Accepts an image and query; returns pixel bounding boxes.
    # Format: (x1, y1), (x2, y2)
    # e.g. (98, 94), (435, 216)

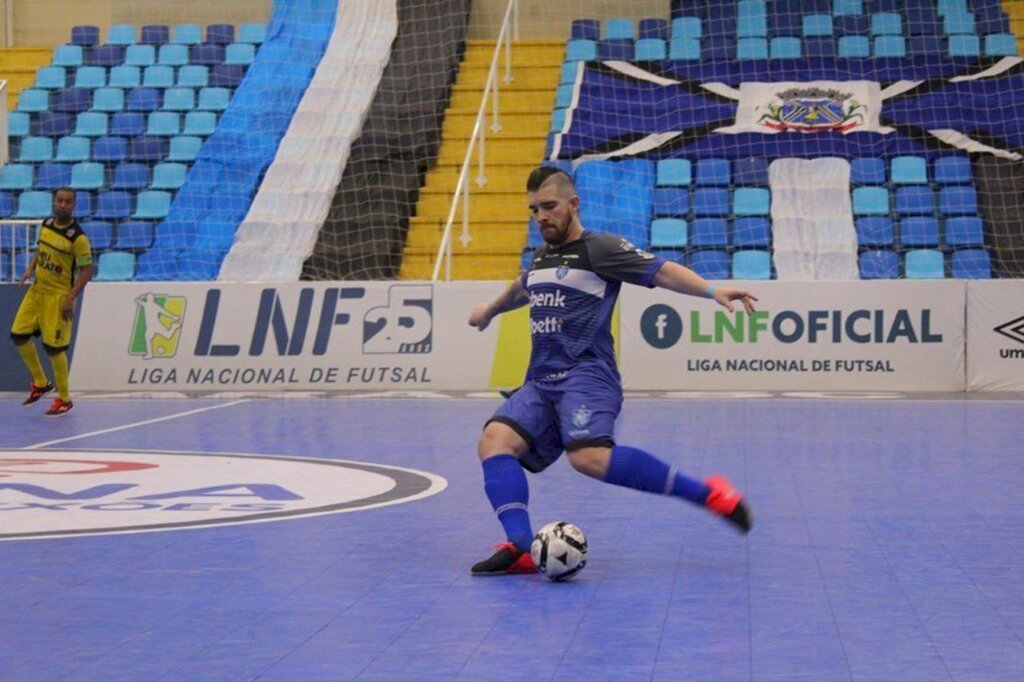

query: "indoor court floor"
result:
(1, 392), (1022, 681)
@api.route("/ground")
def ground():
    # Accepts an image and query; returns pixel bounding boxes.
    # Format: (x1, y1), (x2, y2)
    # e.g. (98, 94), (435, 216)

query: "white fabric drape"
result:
(218, 0), (398, 281)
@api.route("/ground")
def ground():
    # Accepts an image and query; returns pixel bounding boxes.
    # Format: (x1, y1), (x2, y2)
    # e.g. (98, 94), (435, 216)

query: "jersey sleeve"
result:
(588, 232), (666, 287)
(73, 234), (93, 268)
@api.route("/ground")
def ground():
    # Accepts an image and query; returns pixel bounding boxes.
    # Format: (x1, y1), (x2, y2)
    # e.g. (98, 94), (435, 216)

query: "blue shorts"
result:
(488, 361), (623, 473)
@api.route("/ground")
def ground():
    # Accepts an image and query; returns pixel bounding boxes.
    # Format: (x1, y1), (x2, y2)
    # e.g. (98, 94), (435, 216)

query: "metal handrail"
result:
(431, 0), (517, 281)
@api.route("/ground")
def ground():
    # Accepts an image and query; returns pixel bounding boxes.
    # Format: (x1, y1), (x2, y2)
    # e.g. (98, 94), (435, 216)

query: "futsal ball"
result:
(531, 521), (588, 581)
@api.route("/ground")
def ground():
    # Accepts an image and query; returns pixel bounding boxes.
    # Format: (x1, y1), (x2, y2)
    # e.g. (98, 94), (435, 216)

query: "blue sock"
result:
(604, 445), (710, 506)
(482, 454), (533, 552)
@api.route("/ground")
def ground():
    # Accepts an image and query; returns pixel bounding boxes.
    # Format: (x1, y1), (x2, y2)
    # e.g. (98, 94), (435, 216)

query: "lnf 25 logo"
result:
(129, 285), (433, 360)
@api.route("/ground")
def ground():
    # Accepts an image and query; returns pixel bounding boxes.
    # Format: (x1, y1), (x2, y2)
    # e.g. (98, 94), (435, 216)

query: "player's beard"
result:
(541, 213), (573, 246)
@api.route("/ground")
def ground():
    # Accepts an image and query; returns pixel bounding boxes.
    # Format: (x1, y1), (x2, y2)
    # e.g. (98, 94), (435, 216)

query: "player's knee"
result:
(567, 446), (612, 479)
(10, 332), (31, 346)
(42, 343), (67, 356)
(478, 421), (527, 460)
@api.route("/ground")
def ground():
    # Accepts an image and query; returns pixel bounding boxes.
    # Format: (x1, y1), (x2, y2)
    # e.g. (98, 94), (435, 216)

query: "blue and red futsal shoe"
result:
(704, 475), (753, 533)
(471, 542), (537, 576)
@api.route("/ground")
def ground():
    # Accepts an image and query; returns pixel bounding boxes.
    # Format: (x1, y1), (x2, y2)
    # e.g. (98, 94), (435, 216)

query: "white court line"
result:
(22, 400), (248, 450)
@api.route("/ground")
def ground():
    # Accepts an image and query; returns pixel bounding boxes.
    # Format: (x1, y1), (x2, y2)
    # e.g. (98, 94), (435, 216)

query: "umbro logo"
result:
(994, 315), (1024, 346)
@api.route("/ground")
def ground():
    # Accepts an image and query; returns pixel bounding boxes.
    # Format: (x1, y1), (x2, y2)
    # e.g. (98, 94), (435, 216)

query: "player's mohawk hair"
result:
(526, 165), (575, 193)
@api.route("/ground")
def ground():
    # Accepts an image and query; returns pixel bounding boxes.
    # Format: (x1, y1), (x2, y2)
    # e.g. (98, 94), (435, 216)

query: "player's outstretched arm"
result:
(652, 261), (758, 314)
(468, 276), (528, 331)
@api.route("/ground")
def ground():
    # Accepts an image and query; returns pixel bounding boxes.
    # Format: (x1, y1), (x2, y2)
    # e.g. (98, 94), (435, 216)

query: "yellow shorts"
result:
(11, 286), (73, 349)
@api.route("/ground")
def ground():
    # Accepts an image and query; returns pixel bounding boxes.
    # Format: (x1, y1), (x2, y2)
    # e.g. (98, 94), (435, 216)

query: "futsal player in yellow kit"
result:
(10, 187), (92, 416)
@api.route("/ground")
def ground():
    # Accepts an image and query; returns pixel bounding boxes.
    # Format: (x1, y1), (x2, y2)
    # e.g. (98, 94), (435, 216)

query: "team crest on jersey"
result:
(572, 404), (591, 428)
(67, 229), (76, 237)
(556, 264), (571, 280)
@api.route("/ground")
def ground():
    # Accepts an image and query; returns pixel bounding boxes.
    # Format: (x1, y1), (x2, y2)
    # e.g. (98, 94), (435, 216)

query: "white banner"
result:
(967, 281), (1024, 392)
(620, 280), (966, 391)
(713, 81), (890, 135)
(71, 281), (506, 392)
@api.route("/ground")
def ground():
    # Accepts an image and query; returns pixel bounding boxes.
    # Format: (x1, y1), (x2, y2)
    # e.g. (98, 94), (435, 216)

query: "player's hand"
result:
(468, 304), (494, 331)
(712, 287), (758, 314)
(60, 294), (75, 321)
(17, 273), (30, 287)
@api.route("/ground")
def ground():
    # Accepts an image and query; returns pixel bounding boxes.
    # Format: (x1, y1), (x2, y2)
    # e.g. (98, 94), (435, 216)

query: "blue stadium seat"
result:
(71, 25), (100, 47)
(15, 191), (53, 218)
(570, 19), (599, 40)
(693, 189), (730, 217)
(36, 111), (74, 137)
(909, 36), (945, 56)
(81, 221), (113, 250)
(951, 249), (991, 278)
(92, 87), (126, 112)
(738, 0), (767, 19)
(92, 136), (128, 163)
(939, 186), (977, 215)
(207, 24), (236, 46)
(87, 46), (125, 68)
(944, 216), (984, 248)
(770, 37), (802, 58)
(168, 135), (202, 161)
(598, 39), (634, 61)
(35, 66), (66, 90)
(899, 217), (940, 247)
(17, 89), (49, 112)
(115, 221), (156, 249)
(871, 13), (902, 36)
(638, 18), (669, 40)
(55, 136), (90, 162)
(934, 156), (972, 184)
(895, 186), (934, 216)
(695, 158), (730, 186)
(173, 24), (203, 45)
(905, 249), (946, 278)
(52, 45), (84, 68)
(689, 218), (729, 247)
(855, 216), (895, 247)
(0, 164), (33, 191)
(109, 112), (145, 137)
(738, 16), (768, 39)
(162, 84), (197, 107)
(737, 37), (768, 59)
(635, 39), (666, 60)
(0, 192), (14, 218)
(733, 217), (771, 248)
(948, 35), (980, 57)
(650, 218), (687, 247)
(132, 190), (169, 219)
(833, 15), (870, 36)
(126, 87), (160, 113)
(891, 156), (927, 184)
(70, 162), (105, 190)
(984, 33), (1018, 56)
(143, 65), (175, 88)
(147, 112), (181, 136)
(671, 17), (701, 39)
(72, 192), (92, 220)
(803, 15), (833, 36)
(183, 111), (217, 136)
(128, 136), (167, 163)
(210, 64), (245, 88)
(112, 162), (151, 190)
(124, 45), (156, 67)
(224, 43), (256, 66)
(158, 44), (189, 67)
(191, 44), (226, 67)
(833, 0), (863, 14)
(18, 137), (53, 162)
(107, 24), (137, 46)
(52, 88), (91, 114)
(575, 159), (655, 248)
(109, 65), (141, 88)
(689, 250), (731, 279)
(93, 191), (133, 220)
(197, 87), (231, 111)
(733, 188), (770, 216)
(733, 158), (768, 186)
(559, 61), (579, 84)
(851, 158), (886, 184)
(566, 39), (598, 61)
(604, 18), (634, 40)
(8, 111), (30, 137)
(852, 186), (889, 215)
(238, 23), (267, 45)
(140, 25), (170, 46)
(550, 108), (566, 132)
(669, 38), (701, 60)
(732, 250), (772, 279)
(874, 36), (907, 57)
(656, 159), (691, 186)
(652, 188), (690, 217)
(151, 162), (187, 190)
(944, 13), (974, 35)
(94, 251), (136, 281)
(859, 250), (899, 279)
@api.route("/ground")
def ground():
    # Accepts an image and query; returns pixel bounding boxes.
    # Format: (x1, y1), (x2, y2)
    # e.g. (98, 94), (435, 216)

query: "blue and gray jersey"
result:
(521, 230), (666, 382)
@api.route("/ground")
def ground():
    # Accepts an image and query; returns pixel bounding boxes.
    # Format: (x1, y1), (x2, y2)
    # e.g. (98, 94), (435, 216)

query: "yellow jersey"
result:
(33, 218), (92, 294)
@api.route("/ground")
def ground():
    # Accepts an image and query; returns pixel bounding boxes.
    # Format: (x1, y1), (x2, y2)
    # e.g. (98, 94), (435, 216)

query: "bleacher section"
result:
(1, 22), (265, 282)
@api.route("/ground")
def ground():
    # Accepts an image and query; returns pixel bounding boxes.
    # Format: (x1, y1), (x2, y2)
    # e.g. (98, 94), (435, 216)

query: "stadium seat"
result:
(52, 45), (84, 68)
(891, 156), (927, 184)
(191, 44), (226, 66)
(0, 164), (33, 191)
(15, 191), (53, 218)
(55, 136), (90, 162)
(859, 249), (899, 279)
(8, 112), (30, 137)
(146, 112), (181, 136)
(733, 188), (770, 216)
(944, 216), (984, 248)
(895, 186), (934, 216)
(874, 36), (906, 57)
(197, 87), (231, 111)
(951, 249), (991, 278)
(0, 192), (14, 218)
(948, 35), (980, 57)
(207, 24), (236, 45)
(737, 37), (768, 59)
(905, 249), (945, 278)
(984, 33), (1017, 57)
(35, 66), (66, 90)
(635, 39), (666, 60)
(732, 250), (771, 279)
(566, 39), (598, 61)
(671, 17), (701, 39)
(834, 0), (863, 16)
(53, 88), (91, 114)
(856, 217), (895, 247)
(128, 136), (167, 163)
(93, 191), (133, 220)
(650, 218), (687, 247)
(852, 187), (889, 215)
(638, 18), (669, 40)
(934, 156), (972, 184)
(899, 217), (940, 247)
(36, 111), (74, 137)
(109, 112), (145, 137)
(550, 108), (566, 132)
(71, 25), (100, 48)
(151, 162), (187, 190)
(112, 162), (151, 190)
(87, 46), (125, 68)
(733, 157), (768, 186)
(158, 44), (189, 67)
(70, 162), (105, 190)
(18, 137), (53, 162)
(17, 89), (49, 112)
(803, 15), (833, 36)
(770, 36), (803, 57)
(871, 13), (902, 36)
(224, 43), (256, 66)
(944, 13), (974, 35)
(132, 191), (171, 220)
(143, 65), (175, 88)
(833, 15), (870, 37)
(570, 19), (599, 41)
(94, 251), (136, 281)
(604, 18), (634, 40)
(140, 25), (170, 46)
(109, 65), (142, 88)
(689, 250), (731, 279)
(168, 135), (202, 161)
(126, 87), (161, 113)
(107, 24), (136, 46)
(738, 16), (768, 40)
(115, 221), (156, 249)
(210, 65), (245, 88)
(183, 111), (217, 136)
(656, 159), (691, 186)
(238, 23), (267, 45)
(939, 186), (978, 215)
(125, 45), (157, 67)
(689, 218), (729, 247)
(91, 137), (129, 166)
(559, 61), (578, 84)
(173, 24), (203, 45)
(92, 87), (126, 112)
(851, 157), (886, 184)
(669, 38), (701, 60)
(81, 221), (113, 250)
(652, 188), (690, 218)
(695, 158), (730, 186)
(693, 189), (730, 217)
(733, 217), (771, 248)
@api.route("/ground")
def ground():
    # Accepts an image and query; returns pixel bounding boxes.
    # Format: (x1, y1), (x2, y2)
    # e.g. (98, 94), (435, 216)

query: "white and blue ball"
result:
(531, 521), (588, 581)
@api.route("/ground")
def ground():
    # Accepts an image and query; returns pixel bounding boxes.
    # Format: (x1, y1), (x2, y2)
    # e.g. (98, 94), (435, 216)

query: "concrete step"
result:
(455, 65), (561, 89)
(436, 137), (548, 165)
(416, 191), (532, 221)
(442, 111), (555, 137)
(399, 253), (522, 281)
(449, 87), (555, 110)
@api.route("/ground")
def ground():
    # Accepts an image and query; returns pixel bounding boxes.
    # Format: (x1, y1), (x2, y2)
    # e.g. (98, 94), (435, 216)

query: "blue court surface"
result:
(1, 393), (1023, 681)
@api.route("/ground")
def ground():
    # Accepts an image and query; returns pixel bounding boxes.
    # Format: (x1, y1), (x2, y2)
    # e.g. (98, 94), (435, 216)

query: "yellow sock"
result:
(50, 351), (71, 401)
(16, 341), (48, 387)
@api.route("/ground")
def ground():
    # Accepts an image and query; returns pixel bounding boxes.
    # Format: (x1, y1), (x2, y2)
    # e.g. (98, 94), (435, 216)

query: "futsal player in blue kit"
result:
(469, 166), (759, 575)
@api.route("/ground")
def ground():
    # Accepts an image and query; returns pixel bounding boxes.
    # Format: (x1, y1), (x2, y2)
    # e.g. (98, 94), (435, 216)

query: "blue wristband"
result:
(705, 284), (716, 298)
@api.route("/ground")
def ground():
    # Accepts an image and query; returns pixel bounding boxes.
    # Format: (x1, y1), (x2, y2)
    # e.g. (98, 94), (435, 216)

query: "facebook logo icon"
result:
(640, 304), (683, 349)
